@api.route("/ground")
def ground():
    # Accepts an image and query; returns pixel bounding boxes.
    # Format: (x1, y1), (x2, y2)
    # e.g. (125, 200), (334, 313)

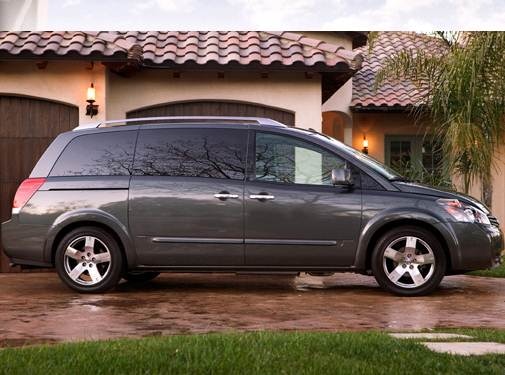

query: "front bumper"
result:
(437, 221), (503, 272)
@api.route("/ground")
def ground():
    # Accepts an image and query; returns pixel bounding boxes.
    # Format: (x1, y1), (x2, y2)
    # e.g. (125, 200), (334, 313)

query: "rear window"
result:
(133, 128), (247, 180)
(50, 131), (136, 177)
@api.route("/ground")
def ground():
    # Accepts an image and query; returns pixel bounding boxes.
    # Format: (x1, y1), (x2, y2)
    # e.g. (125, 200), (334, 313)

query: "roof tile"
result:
(352, 31), (448, 108)
(0, 31), (362, 71)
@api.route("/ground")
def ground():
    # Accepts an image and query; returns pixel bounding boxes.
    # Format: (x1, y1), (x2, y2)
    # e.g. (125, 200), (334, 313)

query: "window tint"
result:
(361, 173), (383, 190)
(50, 131), (136, 177)
(255, 132), (346, 185)
(133, 128), (247, 180)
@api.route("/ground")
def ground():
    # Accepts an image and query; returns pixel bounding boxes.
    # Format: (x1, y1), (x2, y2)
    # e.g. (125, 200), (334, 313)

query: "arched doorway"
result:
(322, 111), (353, 144)
(126, 100), (295, 126)
(0, 95), (78, 272)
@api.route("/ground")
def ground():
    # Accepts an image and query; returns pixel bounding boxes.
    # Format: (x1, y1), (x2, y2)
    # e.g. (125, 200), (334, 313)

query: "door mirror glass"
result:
(331, 167), (352, 186)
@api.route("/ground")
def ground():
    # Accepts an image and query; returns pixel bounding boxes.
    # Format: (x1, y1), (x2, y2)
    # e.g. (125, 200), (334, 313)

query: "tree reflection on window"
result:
(133, 129), (246, 180)
(50, 132), (136, 177)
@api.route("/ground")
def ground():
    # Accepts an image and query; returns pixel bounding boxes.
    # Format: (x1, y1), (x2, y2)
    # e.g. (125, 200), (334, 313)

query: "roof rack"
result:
(73, 116), (287, 131)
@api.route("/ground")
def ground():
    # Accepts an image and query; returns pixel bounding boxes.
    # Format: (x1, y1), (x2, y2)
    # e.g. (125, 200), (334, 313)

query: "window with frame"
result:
(133, 128), (247, 180)
(385, 135), (443, 174)
(254, 132), (346, 186)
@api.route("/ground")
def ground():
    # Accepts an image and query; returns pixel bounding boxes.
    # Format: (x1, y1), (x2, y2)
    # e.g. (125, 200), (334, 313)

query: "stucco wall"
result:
(0, 61), (106, 124)
(351, 111), (426, 161)
(0, 63), (323, 131)
(106, 70), (323, 130)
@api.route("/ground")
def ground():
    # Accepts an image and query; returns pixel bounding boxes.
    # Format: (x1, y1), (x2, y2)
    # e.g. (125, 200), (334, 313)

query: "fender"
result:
(43, 209), (137, 267)
(353, 207), (459, 270)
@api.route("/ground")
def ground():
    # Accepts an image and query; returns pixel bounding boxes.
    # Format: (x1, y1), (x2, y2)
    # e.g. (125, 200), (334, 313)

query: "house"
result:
(0, 31), (365, 271)
(0, 30), (502, 272)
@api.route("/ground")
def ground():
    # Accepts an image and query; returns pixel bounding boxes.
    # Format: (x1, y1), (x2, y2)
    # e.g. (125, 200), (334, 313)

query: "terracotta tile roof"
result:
(0, 31), (362, 71)
(351, 32), (448, 110)
(0, 31), (127, 59)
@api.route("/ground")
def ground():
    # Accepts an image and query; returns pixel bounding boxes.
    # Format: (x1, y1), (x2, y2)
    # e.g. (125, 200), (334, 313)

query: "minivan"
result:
(2, 116), (503, 296)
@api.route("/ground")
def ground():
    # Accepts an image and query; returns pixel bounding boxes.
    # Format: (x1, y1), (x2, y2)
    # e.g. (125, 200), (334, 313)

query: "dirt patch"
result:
(0, 272), (504, 346)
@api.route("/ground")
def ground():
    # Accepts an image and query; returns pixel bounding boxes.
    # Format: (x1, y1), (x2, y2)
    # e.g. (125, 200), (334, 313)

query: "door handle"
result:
(214, 193), (239, 200)
(249, 194), (275, 200)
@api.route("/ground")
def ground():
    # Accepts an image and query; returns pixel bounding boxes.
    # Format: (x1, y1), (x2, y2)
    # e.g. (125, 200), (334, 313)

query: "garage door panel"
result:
(0, 138), (54, 183)
(127, 100), (295, 126)
(0, 95), (78, 272)
(0, 182), (18, 222)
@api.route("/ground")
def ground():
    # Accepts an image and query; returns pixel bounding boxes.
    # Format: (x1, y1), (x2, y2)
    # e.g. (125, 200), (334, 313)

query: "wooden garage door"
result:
(126, 100), (295, 126)
(0, 95), (78, 272)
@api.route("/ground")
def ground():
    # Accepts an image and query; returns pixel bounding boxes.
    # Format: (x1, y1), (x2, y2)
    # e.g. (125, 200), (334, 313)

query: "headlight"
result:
(437, 198), (491, 225)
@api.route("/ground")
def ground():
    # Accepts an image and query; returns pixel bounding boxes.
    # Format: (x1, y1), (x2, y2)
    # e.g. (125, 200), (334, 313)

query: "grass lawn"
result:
(469, 256), (505, 277)
(1, 329), (505, 374)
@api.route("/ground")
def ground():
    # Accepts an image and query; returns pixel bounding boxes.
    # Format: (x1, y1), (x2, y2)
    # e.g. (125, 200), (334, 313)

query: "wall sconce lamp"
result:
(86, 83), (99, 118)
(362, 135), (369, 154)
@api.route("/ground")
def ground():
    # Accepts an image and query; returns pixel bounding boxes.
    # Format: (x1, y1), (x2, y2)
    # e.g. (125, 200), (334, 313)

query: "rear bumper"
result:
(1, 216), (50, 267)
(437, 221), (503, 272)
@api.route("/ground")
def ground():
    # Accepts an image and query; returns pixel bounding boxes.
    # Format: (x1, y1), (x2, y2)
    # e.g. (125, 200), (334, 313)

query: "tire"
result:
(123, 271), (160, 283)
(55, 226), (123, 293)
(371, 226), (446, 296)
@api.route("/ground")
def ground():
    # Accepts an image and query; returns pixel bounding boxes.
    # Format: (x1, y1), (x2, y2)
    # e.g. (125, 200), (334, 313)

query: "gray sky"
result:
(47, 0), (505, 30)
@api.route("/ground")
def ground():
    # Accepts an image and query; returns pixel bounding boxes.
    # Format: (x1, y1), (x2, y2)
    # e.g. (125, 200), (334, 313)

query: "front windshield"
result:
(310, 132), (404, 180)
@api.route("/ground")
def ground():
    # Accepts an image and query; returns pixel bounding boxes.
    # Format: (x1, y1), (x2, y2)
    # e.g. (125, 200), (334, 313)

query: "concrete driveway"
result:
(1, 272), (504, 347)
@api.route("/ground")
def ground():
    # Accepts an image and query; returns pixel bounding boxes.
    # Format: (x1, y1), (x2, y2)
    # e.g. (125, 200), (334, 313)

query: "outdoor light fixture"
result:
(85, 83), (98, 118)
(362, 135), (369, 154)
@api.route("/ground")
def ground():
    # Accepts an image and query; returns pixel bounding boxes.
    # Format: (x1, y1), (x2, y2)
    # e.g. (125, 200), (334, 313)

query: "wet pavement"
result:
(1, 272), (505, 346)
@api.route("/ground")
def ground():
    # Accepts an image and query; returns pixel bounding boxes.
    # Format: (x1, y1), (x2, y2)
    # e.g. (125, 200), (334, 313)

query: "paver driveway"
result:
(1, 272), (504, 346)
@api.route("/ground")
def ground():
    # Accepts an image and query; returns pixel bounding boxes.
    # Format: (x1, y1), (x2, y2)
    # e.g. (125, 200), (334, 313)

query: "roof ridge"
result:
(84, 31), (131, 52)
(266, 31), (363, 70)
(85, 31), (143, 63)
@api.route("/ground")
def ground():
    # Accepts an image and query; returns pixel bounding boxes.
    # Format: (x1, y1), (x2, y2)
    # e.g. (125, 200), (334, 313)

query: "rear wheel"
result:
(371, 226), (446, 296)
(55, 227), (123, 293)
(123, 271), (160, 283)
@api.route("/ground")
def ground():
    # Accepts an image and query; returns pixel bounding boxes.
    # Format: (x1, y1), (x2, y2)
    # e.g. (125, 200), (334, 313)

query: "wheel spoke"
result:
(68, 263), (86, 281)
(384, 247), (403, 263)
(388, 264), (408, 283)
(65, 247), (82, 261)
(88, 266), (103, 283)
(408, 265), (425, 286)
(84, 236), (95, 252)
(93, 252), (111, 264)
(405, 236), (417, 251)
(415, 253), (435, 265)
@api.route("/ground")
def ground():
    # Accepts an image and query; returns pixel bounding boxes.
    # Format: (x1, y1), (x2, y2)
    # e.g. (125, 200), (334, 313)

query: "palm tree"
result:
(373, 31), (505, 207)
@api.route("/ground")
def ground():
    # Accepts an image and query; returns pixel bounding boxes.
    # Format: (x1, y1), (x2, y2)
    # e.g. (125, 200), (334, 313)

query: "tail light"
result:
(12, 178), (46, 213)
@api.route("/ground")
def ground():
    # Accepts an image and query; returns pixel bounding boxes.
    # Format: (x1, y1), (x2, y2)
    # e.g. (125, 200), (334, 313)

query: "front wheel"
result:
(371, 226), (446, 296)
(55, 226), (123, 293)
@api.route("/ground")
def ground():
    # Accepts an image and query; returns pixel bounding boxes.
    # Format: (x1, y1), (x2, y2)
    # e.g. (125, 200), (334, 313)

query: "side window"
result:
(50, 131), (136, 177)
(133, 128), (247, 180)
(255, 132), (346, 186)
(361, 172), (384, 190)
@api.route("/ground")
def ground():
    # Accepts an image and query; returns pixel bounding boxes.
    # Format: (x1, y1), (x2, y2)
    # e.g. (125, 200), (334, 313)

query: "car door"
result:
(244, 130), (362, 267)
(129, 125), (247, 266)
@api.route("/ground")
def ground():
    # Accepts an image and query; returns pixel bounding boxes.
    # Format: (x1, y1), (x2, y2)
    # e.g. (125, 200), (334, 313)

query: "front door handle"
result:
(249, 194), (275, 200)
(214, 192), (239, 200)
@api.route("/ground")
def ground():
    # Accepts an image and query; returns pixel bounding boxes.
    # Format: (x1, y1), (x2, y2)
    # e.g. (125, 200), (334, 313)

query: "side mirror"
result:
(331, 167), (353, 186)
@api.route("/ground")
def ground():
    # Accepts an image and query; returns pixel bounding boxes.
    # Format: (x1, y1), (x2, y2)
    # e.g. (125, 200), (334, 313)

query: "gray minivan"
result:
(2, 117), (503, 295)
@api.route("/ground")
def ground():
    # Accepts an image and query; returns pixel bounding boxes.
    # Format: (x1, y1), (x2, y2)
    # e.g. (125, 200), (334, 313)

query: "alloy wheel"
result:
(63, 236), (112, 286)
(382, 235), (435, 289)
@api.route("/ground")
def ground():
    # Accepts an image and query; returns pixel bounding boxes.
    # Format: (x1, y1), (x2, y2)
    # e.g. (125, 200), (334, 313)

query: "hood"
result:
(393, 181), (490, 214)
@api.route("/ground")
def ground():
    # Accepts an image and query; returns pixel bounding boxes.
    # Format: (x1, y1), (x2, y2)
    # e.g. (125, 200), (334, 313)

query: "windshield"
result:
(310, 132), (404, 180)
